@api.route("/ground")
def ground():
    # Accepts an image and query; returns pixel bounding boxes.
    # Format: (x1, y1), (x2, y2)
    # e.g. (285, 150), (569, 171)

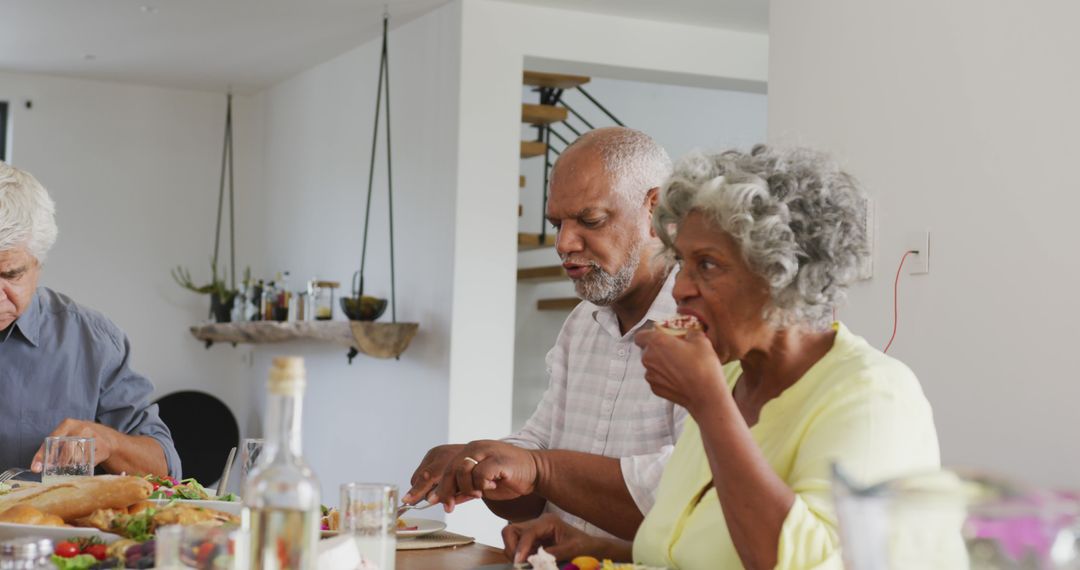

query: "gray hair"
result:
(654, 145), (869, 329)
(555, 126), (672, 205)
(0, 162), (59, 263)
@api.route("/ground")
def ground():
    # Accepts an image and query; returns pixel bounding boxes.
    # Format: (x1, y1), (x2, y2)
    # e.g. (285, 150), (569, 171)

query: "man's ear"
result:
(646, 187), (660, 238)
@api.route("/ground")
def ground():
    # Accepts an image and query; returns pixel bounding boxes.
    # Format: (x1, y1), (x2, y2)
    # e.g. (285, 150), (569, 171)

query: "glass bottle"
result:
(243, 357), (320, 570)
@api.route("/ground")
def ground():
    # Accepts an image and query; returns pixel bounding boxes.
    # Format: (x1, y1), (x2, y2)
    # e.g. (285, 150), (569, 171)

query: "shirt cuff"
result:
(620, 447), (675, 514)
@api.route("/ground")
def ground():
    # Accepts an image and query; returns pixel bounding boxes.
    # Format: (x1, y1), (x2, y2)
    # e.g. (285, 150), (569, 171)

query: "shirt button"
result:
(617, 349), (627, 357)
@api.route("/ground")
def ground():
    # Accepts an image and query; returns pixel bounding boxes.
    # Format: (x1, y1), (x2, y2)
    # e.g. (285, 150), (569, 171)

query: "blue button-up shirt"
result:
(0, 287), (181, 478)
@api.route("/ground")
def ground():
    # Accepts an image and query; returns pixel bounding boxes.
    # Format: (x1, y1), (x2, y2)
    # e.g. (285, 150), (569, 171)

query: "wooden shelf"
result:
(521, 140), (547, 158)
(518, 232), (557, 250)
(537, 297), (580, 311)
(522, 103), (567, 125)
(517, 265), (566, 283)
(523, 71), (591, 90)
(190, 321), (419, 361)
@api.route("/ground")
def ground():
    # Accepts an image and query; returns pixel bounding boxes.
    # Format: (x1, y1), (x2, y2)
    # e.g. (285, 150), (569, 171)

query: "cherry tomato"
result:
(152, 482), (161, 490)
(84, 544), (108, 561)
(55, 541), (79, 558)
(197, 542), (217, 564)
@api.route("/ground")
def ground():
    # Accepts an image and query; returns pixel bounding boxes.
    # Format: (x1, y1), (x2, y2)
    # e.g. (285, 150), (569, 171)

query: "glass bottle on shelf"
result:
(243, 357), (320, 570)
(262, 280), (277, 322)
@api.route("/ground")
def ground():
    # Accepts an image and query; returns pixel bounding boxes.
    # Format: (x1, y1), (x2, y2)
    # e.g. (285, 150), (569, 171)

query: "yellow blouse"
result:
(632, 323), (940, 570)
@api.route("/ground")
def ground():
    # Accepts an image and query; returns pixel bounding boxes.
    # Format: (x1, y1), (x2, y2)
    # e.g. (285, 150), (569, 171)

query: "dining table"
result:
(396, 541), (510, 569)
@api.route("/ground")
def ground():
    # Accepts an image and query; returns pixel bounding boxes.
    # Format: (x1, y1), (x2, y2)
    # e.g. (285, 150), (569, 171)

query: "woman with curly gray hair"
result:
(503, 146), (941, 569)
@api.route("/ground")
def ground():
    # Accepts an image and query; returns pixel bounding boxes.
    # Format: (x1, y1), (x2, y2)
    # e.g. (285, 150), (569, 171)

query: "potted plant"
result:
(172, 262), (238, 323)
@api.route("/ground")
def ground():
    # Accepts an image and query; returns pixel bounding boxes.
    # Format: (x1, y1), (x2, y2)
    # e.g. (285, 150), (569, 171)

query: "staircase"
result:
(517, 70), (626, 310)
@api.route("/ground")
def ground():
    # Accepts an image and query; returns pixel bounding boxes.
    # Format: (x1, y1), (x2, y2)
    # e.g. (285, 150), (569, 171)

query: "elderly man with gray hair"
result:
(0, 161), (181, 479)
(403, 126), (685, 540)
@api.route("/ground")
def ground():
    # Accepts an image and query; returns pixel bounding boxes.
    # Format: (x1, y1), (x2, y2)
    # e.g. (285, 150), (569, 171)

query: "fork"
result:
(0, 468), (27, 484)
(396, 500), (438, 518)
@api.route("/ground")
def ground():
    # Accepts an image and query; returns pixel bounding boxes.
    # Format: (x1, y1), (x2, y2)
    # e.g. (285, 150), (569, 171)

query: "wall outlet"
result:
(905, 230), (930, 275)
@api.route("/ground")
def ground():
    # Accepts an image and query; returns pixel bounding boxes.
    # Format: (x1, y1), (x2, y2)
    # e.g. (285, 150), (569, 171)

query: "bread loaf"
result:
(0, 504), (66, 527)
(0, 475), (152, 522)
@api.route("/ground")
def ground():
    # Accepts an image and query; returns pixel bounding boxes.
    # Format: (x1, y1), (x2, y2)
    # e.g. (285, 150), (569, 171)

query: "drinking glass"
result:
(340, 483), (397, 570)
(42, 436), (94, 484)
(238, 438), (264, 490)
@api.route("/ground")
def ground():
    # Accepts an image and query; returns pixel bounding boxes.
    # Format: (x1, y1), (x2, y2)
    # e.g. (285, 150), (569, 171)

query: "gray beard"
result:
(569, 238), (644, 306)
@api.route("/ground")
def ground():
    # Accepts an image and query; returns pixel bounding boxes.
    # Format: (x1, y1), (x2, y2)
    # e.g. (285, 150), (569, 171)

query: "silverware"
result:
(396, 500), (438, 518)
(215, 446), (237, 498)
(0, 468), (27, 484)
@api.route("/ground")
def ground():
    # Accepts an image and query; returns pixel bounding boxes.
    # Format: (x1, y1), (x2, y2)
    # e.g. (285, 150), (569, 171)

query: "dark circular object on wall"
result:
(154, 390), (239, 485)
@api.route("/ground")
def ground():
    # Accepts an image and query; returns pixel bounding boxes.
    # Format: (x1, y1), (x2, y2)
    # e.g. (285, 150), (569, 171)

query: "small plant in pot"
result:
(172, 262), (238, 323)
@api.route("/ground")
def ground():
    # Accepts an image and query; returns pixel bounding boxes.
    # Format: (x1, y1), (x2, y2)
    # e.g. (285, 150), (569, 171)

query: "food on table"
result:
(51, 537), (121, 570)
(527, 547), (559, 570)
(143, 474), (239, 502)
(320, 505), (417, 532)
(570, 556), (602, 570)
(0, 504), (66, 526)
(74, 501), (238, 541)
(655, 314), (703, 337)
(0, 475), (152, 522)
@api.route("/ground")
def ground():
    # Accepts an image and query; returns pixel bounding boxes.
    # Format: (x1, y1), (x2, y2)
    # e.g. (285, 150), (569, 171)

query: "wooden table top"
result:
(397, 542), (509, 570)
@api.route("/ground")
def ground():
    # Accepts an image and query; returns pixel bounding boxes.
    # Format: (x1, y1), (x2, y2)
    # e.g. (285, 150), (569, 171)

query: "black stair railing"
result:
(529, 84), (625, 245)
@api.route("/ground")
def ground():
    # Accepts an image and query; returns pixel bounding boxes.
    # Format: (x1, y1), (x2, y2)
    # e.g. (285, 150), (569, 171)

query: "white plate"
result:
(320, 518), (446, 540)
(396, 517), (446, 538)
(150, 498), (243, 516)
(0, 521), (123, 544)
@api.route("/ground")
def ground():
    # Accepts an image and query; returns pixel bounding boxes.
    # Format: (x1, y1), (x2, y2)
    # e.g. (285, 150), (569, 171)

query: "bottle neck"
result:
(265, 391), (303, 460)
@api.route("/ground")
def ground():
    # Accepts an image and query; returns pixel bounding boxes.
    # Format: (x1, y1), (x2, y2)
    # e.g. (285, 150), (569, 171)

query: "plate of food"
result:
(144, 475), (243, 516)
(0, 474), (242, 568)
(319, 507), (446, 539)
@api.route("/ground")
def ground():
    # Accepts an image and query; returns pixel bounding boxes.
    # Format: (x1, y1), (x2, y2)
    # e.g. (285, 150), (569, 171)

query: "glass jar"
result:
(310, 280), (338, 321)
(0, 537), (53, 569)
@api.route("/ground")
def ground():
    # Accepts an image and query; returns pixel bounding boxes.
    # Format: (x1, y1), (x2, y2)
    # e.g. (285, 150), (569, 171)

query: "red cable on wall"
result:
(883, 250), (918, 354)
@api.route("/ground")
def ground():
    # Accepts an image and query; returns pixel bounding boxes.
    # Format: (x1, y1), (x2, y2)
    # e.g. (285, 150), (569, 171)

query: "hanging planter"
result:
(173, 93), (240, 323)
(340, 10), (419, 363)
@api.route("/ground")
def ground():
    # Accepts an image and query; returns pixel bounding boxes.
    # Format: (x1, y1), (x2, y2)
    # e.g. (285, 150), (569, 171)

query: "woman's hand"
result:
(502, 513), (613, 564)
(634, 328), (729, 416)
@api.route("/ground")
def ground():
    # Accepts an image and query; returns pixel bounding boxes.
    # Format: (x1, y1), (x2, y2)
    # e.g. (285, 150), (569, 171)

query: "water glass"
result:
(42, 436), (94, 484)
(239, 438), (264, 489)
(340, 483), (397, 570)
(156, 524), (248, 570)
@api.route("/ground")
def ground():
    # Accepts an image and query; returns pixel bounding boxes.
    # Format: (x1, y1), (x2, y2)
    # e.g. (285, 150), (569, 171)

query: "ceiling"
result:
(0, 0), (768, 93)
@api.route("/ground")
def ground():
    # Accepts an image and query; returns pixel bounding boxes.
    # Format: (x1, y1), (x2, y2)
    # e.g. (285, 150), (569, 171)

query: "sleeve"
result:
(96, 329), (183, 479)
(501, 340), (566, 451)
(772, 370), (941, 570)
(620, 404), (688, 513)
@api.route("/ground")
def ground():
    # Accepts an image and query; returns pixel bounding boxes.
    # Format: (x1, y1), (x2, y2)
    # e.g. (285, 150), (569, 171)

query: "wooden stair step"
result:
(521, 140), (547, 158)
(522, 103), (568, 125)
(537, 297), (581, 311)
(520, 175), (525, 188)
(518, 232), (557, 250)
(524, 71), (591, 90)
(517, 265), (567, 283)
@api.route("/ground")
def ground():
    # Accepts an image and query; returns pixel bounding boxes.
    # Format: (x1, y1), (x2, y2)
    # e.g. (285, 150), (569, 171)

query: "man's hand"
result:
(502, 513), (607, 564)
(403, 443), (466, 505)
(30, 419), (119, 472)
(435, 440), (540, 512)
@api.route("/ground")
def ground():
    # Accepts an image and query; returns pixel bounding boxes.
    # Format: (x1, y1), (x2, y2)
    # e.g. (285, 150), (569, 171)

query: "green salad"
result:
(143, 475), (238, 502)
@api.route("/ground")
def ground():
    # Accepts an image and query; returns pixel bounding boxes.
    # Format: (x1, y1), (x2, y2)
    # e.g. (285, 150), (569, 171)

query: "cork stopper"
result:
(268, 356), (307, 395)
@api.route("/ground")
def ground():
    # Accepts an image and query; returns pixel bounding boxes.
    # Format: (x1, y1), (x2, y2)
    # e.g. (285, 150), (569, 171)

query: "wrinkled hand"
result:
(434, 440), (539, 512)
(634, 328), (729, 414)
(404, 443), (466, 505)
(31, 419), (118, 473)
(502, 513), (599, 564)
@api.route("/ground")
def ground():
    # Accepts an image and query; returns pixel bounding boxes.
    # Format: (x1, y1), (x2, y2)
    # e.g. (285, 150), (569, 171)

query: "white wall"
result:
(451, 0), (767, 543)
(514, 77), (768, 429)
(768, 0), (1080, 487)
(0, 70), (259, 460)
(246, 1), (461, 515)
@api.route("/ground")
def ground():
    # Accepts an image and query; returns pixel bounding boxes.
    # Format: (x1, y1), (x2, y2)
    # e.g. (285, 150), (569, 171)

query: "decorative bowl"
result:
(340, 296), (388, 321)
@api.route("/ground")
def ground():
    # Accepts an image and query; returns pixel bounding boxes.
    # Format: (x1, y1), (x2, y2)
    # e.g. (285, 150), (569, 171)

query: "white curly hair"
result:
(0, 161), (58, 263)
(654, 145), (870, 329)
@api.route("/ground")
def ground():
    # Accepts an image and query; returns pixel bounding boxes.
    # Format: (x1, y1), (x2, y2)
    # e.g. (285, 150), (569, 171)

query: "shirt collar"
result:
(8, 288), (42, 347)
(592, 269), (677, 339)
